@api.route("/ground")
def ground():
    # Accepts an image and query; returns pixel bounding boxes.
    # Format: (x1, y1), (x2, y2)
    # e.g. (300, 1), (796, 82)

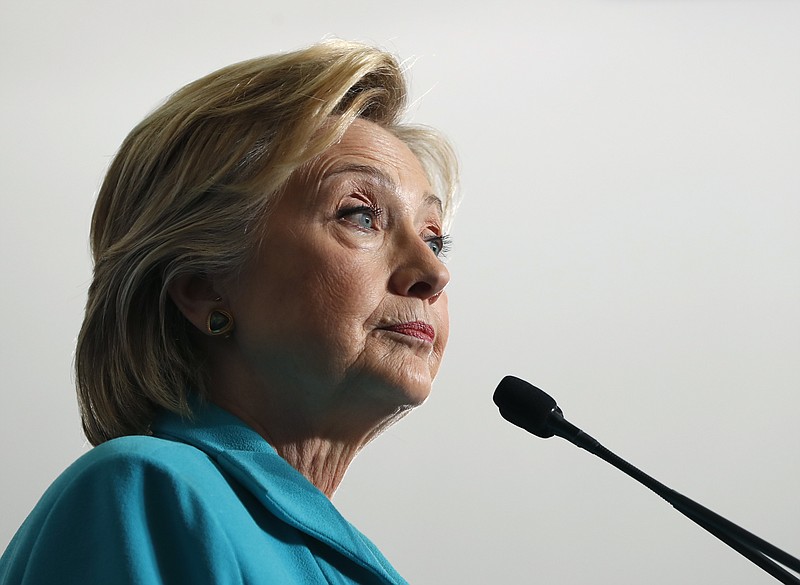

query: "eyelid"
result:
(336, 202), (383, 231)
(337, 184), (379, 209)
(338, 200), (382, 217)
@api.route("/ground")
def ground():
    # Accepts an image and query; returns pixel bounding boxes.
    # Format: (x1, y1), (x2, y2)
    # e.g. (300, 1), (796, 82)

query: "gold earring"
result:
(207, 309), (234, 336)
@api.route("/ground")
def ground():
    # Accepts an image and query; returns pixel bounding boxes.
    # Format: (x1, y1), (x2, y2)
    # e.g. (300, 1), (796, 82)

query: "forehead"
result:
(268, 119), (446, 228)
(307, 120), (439, 205)
(324, 119), (424, 172)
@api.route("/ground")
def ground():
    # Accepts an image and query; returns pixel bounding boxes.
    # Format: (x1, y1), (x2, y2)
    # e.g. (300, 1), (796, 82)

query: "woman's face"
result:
(223, 119), (450, 428)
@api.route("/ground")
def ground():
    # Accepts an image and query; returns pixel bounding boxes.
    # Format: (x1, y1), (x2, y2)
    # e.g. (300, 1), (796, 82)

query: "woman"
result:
(0, 40), (458, 584)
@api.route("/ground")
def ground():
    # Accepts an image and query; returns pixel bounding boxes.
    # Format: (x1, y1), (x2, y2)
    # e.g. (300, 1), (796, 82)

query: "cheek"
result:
(315, 256), (384, 312)
(293, 255), (388, 359)
(437, 294), (450, 344)
(429, 295), (450, 372)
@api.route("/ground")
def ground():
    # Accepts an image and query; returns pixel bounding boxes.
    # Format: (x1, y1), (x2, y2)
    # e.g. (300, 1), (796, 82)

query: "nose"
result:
(388, 234), (451, 301)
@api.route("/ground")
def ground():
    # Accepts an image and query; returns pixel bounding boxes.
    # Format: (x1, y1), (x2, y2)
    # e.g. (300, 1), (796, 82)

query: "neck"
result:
(204, 343), (414, 497)
(274, 439), (360, 497)
(209, 391), (409, 498)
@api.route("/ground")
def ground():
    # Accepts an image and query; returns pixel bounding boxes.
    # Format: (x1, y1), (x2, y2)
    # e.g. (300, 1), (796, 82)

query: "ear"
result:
(167, 274), (225, 336)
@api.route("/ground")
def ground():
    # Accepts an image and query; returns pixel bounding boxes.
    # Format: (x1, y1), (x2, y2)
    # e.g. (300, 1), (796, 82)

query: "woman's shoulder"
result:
(0, 435), (244, 584)
(8, 434), (239, 549)
(50, 434), (224, 496)
(74, 433), (216, 473)
(16, 434), (235, 533)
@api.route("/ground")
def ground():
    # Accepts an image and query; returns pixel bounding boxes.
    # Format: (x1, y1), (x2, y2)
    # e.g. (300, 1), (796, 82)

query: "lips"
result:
(380, 321), (435, 344)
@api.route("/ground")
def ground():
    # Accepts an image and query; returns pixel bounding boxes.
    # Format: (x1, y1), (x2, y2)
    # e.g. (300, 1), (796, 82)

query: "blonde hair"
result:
(75, 40), (459, 446)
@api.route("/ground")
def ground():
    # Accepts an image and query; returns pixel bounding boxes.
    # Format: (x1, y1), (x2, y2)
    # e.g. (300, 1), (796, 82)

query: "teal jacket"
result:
(0, 402), (407, 584)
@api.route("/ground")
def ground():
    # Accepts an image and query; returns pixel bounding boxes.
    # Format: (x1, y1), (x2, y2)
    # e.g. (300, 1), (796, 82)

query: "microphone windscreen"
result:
(493, 375), (558, 438)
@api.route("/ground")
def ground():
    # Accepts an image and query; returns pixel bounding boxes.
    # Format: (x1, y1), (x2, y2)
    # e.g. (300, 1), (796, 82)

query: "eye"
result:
(338, 204), (382, 231)
(425, 234), (452, 258)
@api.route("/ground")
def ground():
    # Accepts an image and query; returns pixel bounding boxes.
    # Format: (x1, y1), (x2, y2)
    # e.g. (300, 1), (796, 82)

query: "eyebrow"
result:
(324, 163), (443, 215)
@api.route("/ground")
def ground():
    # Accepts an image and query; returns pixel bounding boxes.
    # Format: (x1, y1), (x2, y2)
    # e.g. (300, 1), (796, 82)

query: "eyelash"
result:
(337, 203), (451, 259)
(426, 234), (452, 259)
(337, 203), (383, 231)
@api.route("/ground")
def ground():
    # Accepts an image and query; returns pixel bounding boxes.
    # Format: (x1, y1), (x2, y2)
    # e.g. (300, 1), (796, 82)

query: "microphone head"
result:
(493, 375), (559, 438)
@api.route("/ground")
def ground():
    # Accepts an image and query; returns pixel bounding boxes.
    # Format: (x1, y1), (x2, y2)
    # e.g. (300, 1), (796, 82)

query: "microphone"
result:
(493, 375), (800, 585)
(493, 375), (599, 450)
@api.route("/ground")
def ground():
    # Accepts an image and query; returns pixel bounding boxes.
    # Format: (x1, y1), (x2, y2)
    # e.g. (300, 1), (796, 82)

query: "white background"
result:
(2, 1), (799, 583)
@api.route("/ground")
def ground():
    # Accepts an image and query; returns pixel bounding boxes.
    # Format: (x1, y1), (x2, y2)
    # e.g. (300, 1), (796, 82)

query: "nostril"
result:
(407, 281), (434, 298)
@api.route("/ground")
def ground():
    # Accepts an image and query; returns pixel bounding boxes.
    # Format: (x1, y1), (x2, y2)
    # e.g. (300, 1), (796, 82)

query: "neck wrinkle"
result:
(209, 393), (407, 498)
(276, 439), (359, 498)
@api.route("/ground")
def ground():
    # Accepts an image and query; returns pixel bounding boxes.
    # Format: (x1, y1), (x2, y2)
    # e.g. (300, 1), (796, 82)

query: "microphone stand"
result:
(550, 409), (800, 584)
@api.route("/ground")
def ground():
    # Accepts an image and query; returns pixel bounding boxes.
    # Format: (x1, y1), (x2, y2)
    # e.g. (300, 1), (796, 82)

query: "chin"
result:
(382, 369), (435, 409)
(349, 366), (431, 413)
(347, 341), (441, 413)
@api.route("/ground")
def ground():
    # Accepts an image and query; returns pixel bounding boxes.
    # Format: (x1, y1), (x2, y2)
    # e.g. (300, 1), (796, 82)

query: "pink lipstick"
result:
(381, 321), (435, 344)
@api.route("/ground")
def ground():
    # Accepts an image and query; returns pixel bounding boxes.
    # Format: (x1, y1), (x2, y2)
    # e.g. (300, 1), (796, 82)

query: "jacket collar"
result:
(152, 400), (404, 585)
